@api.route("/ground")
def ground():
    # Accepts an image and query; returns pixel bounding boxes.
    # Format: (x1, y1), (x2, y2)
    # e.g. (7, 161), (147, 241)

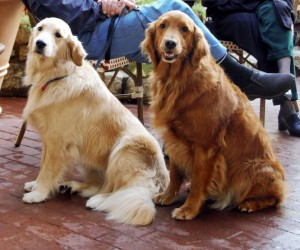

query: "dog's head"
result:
(28, 17), (87, 66)
(141, 10), (209, 68)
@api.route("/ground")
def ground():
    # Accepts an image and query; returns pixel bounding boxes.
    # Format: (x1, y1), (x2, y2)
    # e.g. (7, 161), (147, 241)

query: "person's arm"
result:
(22, 0), (104, 34)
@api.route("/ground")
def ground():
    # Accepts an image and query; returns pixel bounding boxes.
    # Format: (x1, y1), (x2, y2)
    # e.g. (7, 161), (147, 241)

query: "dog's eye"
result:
(37, 26), (42, 31)
(55, 32), (62, 38)
(181, 26), (189, 33)
(159, 23), (166, 29)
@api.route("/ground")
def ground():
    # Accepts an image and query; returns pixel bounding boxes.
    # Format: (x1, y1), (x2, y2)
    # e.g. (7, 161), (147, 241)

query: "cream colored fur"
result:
(22, 17), (169, 226)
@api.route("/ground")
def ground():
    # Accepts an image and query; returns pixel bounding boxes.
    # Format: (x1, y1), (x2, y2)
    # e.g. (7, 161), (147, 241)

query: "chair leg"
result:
(15, 121), (27, 147)
(260, 99), (265, 127)
(107, 69), (120, 89)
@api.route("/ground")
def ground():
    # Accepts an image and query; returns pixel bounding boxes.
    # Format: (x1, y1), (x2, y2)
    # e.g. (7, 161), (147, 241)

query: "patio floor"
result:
(1, 92), (300, 249)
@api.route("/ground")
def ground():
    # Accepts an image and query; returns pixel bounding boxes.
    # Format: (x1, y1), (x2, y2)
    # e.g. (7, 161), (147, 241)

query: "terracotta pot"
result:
(0, 0), (24, 90)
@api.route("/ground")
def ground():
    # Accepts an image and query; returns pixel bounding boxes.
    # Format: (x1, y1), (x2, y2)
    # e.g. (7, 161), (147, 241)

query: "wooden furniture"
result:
(89, 57), (144, 123)
(295, 0), (300, 13)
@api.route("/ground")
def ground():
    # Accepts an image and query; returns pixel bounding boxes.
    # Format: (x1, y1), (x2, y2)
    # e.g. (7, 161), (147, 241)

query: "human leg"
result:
(257, 1), (300, 136)
(205, 11), (293, 99)
(219, 54), (292, 100)
(278, 57), (292, 73)
(0, 0), (24, 115)
(277, 57), (299, 130)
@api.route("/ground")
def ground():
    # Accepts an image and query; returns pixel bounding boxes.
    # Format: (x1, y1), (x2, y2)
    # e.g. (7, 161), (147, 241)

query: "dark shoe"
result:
(242, 71), (293, 100)
(278, 114), (300, 137)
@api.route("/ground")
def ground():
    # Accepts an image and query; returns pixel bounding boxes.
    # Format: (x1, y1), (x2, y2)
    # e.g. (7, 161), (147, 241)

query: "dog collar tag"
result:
(40, 75), (69, 93)
(41, 84), (47, 92)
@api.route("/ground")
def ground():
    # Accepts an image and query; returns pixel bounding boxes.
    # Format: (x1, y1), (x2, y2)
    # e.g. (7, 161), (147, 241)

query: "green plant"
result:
(136, 0), (156, 5)
(20, 13), (32, 31)
(192, 1), (206, 21)
(129, 63), (153, 77)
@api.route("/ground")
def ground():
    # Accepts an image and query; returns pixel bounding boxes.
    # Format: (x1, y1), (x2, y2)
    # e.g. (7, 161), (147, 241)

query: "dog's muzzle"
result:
(163, 38), (178, 62)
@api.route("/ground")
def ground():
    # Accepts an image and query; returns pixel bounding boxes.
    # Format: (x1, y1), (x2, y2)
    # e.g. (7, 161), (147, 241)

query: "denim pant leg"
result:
(79, 0), (226, 62)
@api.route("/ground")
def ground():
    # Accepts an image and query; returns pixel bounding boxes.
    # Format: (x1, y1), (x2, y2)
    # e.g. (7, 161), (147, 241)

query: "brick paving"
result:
(1, 87), (300, 249)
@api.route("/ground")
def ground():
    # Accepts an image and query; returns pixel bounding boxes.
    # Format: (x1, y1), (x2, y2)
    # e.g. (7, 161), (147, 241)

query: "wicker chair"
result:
(89, 57), (144, 123)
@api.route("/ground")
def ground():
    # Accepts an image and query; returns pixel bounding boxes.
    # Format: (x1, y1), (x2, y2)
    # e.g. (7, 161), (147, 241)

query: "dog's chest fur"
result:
(150, 67), (241, 174)
(151, 75), (232, 141)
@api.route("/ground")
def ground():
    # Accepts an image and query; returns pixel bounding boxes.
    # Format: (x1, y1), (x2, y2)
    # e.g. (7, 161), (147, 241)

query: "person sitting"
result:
(203, 0), (300, 137)
(21, 0), (293, 101)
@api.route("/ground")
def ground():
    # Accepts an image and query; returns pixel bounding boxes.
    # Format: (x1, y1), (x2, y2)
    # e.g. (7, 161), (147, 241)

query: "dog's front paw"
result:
(171, 206), (198, 220)
(86, 194), (105, 210)
(153, 191), (177, 206)
(22, 190), (49, 203)
(24, 180), (37, 192)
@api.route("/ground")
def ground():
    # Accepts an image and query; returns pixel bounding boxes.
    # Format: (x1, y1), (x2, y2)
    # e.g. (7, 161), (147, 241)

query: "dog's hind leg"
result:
(59, 181), (101, 197)
(238, 161), (286, 212)
(86, 137), (168, 225)
(59, 168), (104, 197)
(23, 144), (68, 203)
(238, 178), (286, 212)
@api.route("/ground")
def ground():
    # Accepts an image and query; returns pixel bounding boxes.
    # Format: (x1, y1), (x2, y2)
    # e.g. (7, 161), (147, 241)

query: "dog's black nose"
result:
(165, 39), (177, 50)
(36, 40), (47, 49)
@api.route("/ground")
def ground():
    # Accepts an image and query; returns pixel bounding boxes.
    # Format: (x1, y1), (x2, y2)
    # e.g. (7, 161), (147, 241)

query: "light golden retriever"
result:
(141, 11), (286, 220)
(22, 17), (169, 225)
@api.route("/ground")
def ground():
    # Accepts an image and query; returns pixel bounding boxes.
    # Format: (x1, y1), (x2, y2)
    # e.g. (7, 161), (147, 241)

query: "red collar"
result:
(41, 75), (68, 92)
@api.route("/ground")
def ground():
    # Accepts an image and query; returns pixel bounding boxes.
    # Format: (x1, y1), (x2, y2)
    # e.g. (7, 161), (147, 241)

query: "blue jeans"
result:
(23, 0), (226, 62)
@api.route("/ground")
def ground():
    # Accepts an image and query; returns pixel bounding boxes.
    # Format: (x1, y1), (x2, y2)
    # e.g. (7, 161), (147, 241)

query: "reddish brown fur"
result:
(141, 10), (286, 220)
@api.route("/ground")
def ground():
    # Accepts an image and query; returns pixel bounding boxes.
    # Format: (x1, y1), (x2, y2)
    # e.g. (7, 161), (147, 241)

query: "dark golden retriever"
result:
(141, 10), (286, 220)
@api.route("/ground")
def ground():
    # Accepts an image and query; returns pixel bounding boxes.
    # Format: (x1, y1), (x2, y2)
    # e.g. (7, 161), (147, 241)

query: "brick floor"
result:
(1, 92), (300, 249)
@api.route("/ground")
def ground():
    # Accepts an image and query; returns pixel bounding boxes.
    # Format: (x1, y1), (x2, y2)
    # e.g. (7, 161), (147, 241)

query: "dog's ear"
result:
(68, 35), (87, 66)
(141, 22), (160, 67)
(190, 26), (209, 67)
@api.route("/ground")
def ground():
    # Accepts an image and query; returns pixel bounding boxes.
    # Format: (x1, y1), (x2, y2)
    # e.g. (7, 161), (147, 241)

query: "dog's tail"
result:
(87, 186), (156, 225)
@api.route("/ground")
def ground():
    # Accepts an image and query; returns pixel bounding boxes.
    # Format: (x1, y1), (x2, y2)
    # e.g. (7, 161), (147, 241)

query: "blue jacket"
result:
(22, 0), (106, 35)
